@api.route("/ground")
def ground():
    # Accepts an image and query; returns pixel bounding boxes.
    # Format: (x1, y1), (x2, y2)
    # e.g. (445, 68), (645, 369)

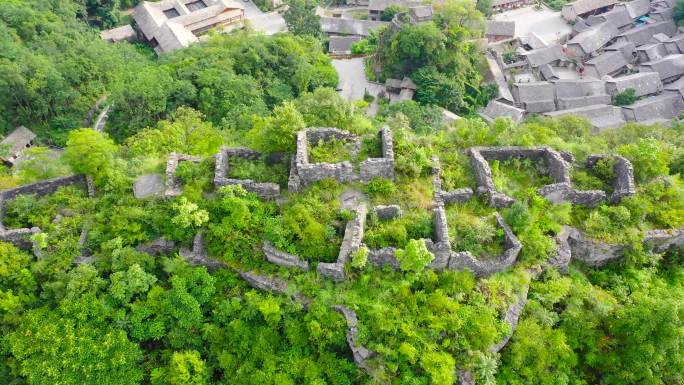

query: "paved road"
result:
(332, 58), (385, 115)
(242, 0), (287, 35)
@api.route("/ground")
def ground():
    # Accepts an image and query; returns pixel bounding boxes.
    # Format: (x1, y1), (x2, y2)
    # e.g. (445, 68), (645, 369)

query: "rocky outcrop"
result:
(214, 147), (281, 200)
(263, 241), (309, 271)
(136, 238), (176, 256)
(165, 153), (202, 197)
(133, 174), (164, 199)
(333, 305), (375, 370)
(373, 204), (402, 220)
(317, 203), (367, 282)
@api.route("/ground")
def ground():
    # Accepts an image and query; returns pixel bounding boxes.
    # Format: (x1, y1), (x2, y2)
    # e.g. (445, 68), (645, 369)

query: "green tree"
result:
(151, 350), (209, 385)
(674, 0), (684, 25)
(64, 128), (117, 185)
(284, 0), (321, 37)
(613, 88), (636, 106)
(396, 239), (434, 273)
(248, 101), (306, 153)
(382, 4), (406, 21)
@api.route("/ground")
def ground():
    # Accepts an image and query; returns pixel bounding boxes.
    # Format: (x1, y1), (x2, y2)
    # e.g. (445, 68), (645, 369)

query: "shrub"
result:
(613, 88), (637, 106)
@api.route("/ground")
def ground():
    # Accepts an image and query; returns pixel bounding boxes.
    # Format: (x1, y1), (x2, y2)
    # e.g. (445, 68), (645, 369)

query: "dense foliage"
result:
(2, 1), (684, 385)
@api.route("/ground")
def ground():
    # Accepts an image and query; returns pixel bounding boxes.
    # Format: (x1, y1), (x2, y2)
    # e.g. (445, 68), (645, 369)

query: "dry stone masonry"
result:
(289, 127), (395, 192)
(333, 305), (376, 370)
(0, 175), (88, 250)
(180, 232), (227, 271)
(317, 202), (367, 282)
(214, 147), (281, 199)
(359, 126), (395, 182)
(468, 146), (609, 208)
(165, 152), (202, 197)
(263, 241), (309, 271)
(586, 154), (636, 203)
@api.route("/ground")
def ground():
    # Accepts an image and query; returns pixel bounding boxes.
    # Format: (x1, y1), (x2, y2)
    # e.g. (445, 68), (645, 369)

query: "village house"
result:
(133, 0), (245, 54)
(1, 126), (36, 166)
(486, 20), (515, 43)
(491, 0), (534, 13)
(320, 17), (388, 37)
(367, 0), (421, 21)
(561, 0), (618, 22)
(328, 36), (362, 55)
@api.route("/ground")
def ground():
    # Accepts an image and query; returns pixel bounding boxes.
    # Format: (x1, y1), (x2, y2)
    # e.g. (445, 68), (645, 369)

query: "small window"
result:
(163, 8), (181, 18)
(186, 0), (207, 11)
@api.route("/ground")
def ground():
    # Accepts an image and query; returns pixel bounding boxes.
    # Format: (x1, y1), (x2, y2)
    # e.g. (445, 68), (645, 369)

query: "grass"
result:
(491, 158), (553, 199)
(446, 199), (505, 258)
(309, 137), (355, 164)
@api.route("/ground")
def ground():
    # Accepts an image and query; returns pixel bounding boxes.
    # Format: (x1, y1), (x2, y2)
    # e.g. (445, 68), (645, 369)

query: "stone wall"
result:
(290, 127), (395, 191)
(0, 174), (87, 202)
(432, 156), (474, 205)
(367, 247), (401, 269)
(0, 227), (40, 250)
(263, 241), (309, 270)
(214, 147), (281, 200)
(180, 232), (226, 271)
(537, 183), (607, 208)
(333, 305), (375, 370)
(317, 203), (367, 282)
(446, 213), (522, 277)
(586, 154), (636, 203)
(165, 153), (202, 197)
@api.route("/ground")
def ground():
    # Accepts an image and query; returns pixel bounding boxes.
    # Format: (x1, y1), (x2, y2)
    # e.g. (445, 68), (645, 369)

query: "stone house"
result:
(0, 126), (36, 166)
(320, 17), (388, 37)
(605, 72), (664, 97)
(565, 21), (619, 58)
(367, 0), (421, 21)
(133, 0), (245, 54)
(408, 5), (433, 24)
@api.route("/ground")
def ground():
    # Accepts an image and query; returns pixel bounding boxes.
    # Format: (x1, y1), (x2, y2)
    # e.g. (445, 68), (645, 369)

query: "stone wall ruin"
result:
(317, 202), (367, 282)
(289, 127), (395, 192)
(214, 147), (281, 199)
(165, 152), (202, 197)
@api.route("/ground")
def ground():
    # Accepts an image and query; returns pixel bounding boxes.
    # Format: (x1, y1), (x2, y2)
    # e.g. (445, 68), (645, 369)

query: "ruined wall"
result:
(165, 153), (202, 197)
(586, 154), (636, 203)
(0, 174), (87, 202)
(317, 203), (367, 281)
(333, 305), (375, 370)
(360, 127), (395, 182)
(214, 147), (281, 200)
(263, 241), (309, 270)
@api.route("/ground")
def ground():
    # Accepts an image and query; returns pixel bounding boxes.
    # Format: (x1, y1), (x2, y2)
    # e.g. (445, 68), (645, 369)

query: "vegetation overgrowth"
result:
(1, 1), (684, 385)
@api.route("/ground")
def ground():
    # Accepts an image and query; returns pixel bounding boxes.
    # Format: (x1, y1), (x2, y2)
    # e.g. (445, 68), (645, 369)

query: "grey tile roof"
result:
(485, 55), (514, 102)
(566, 21), (619, 57)
(617, 20), (677, 46)
(639, 53), (684, 81)
(664, 33), (684, 54)
(652, 33), (671, 43)
(320, 17), (388, 36)
(584, 50), (628, 78)
(100, 25), (137, 42)
(512, 81), (556, 112)
(1, 126), (36, 159)
(586, 7), (632, 29)
(409, 5), (433, 20)
(544, 104), (626, 130)
(539, 64), (559, 81)
(329, 36), (362, 54)
(562, 0), (618, 19)
(522, 44), (565, 67)
(554, 78), (607, 98)
(604, 40), (638, 61)
(557, 94), (612, 109)
(486, 20), (515, 37)
(605, 72), (664, 97)
(519, 32), (548, 50)
(133, 0), (245, 53)
(616, 0), (650, 19)
(368, 0), (420, 11)
(479, 100), (525, 124)
(636, 43), (668, 62)
(621, 93), (681, 122)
